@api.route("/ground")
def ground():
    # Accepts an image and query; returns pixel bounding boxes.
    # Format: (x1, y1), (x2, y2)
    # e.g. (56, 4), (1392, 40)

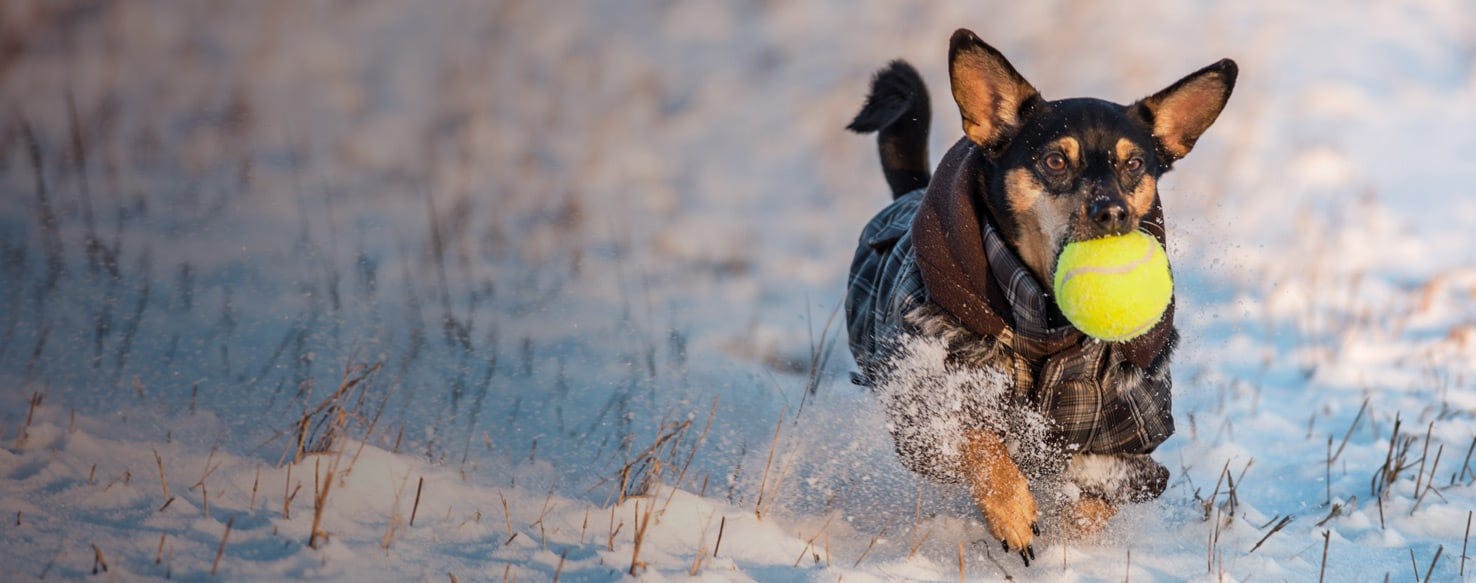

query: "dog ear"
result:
(949, 29), (1040, 152)
(1131, 59), (1237, 162)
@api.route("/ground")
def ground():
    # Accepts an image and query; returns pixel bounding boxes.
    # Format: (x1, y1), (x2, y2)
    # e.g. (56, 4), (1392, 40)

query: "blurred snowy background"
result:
(3, 0), (1476, 580)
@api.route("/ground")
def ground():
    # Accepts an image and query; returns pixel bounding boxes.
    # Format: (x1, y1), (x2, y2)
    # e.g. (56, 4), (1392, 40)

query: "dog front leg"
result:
(1061, 453), (1169, 538)
(1063, 494), (1117, 538)
(961, 428), (1038, 562)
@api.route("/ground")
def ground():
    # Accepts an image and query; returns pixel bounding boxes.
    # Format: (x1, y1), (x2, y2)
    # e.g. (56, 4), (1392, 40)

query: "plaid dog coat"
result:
(846, 138), (1177, 483)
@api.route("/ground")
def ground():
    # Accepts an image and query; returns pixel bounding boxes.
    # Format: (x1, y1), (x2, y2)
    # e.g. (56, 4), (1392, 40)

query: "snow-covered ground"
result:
(3, 0), (1476, 580)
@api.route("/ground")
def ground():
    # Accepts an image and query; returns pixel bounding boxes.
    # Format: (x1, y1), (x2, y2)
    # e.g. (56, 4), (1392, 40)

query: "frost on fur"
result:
(872, 334), (1057, 484)
(1064, 453), (1170, 504)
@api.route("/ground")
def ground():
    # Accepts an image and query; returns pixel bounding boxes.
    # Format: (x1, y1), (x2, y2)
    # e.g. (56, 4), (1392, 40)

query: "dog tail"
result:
(847, 60), (932, 198)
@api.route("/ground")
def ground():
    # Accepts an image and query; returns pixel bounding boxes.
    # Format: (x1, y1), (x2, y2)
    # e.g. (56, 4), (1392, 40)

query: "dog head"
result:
(948, 29), (1236, 285)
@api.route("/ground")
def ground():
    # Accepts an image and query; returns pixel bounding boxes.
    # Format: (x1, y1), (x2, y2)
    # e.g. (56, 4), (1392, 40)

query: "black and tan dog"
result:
(845, 29), (1235, 564)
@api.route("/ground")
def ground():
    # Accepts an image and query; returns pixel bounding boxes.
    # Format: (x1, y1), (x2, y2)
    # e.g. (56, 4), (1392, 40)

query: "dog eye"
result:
(1043, 152), (1067, 172)
(1124, 157), (1144, 173)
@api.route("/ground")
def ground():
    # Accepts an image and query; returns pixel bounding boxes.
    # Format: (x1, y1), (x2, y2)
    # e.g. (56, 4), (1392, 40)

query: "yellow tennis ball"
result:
(1052, 231), (1173, 342)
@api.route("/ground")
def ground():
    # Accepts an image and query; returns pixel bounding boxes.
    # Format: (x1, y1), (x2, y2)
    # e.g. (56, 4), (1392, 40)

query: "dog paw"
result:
(1062, 494), (1116, 539)
(975, 464), (1038, 560)
(961, 430), (1039, 563)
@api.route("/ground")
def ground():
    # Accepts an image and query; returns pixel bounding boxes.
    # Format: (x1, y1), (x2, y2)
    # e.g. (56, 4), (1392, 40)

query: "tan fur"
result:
(961, 429), (1038, 550)
(1148, 75), (1228, 159)
(1128, 175), (1157, 218)
(950, 47), (1038, 148)
(1062, 495), (1116, 538)
(1113, 138), (1137, 166)
(1004, 168), (1070, 284)
(1056, 136), (1081, 165)
(1114, 138), (1158, 219)
(1004, 167), (1041, 212)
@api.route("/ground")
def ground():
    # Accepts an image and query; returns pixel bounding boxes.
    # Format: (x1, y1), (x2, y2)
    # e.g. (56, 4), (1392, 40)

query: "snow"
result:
(3, 0), (1476, 580)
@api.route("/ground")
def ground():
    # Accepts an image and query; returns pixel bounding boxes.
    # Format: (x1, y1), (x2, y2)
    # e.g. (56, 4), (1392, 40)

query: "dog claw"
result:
(1019, 549), (1031, 566)
(1027, 545), (1036, 561)
(1031, 522), (1040, 536)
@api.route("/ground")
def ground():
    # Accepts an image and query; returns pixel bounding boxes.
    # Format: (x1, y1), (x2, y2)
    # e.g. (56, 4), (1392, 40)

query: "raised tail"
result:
(847, 60), (932, 198)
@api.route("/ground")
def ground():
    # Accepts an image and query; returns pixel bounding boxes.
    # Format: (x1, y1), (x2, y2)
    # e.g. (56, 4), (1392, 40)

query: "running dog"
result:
(844, 29), (1236, 564)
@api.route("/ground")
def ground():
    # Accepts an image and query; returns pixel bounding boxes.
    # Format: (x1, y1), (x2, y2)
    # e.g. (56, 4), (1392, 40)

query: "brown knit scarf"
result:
(910, 138), (1174, 370)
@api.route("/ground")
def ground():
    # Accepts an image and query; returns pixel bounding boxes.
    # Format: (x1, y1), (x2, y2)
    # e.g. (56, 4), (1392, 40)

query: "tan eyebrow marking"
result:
(1055, 136), (1081, 164)
(1115, 138), (1139, 164)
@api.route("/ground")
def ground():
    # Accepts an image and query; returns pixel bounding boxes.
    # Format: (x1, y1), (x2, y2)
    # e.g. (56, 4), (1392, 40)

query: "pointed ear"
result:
(949, 29), (1041, 152)
(1132, 59), (1237, 162)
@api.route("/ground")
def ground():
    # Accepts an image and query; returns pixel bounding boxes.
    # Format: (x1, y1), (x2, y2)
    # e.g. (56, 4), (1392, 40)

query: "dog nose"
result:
(1088, 198), (1129, 234)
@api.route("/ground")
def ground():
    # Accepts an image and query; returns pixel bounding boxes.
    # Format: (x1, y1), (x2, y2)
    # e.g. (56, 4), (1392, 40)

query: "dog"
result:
(844, 29), (1235, 565)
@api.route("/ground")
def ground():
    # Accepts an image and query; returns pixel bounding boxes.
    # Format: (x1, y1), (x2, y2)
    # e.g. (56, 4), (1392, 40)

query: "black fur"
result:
(982, 97), (1166, 250)
(940, 30), (1235, 285)
(847, 60), (932, 197)
(846, 34), (1236, 556)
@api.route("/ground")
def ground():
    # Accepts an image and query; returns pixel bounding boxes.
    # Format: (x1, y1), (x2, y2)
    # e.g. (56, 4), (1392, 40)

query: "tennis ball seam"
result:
(1051, 231), (1173, 342)
(1054, 238), (1160, 289)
